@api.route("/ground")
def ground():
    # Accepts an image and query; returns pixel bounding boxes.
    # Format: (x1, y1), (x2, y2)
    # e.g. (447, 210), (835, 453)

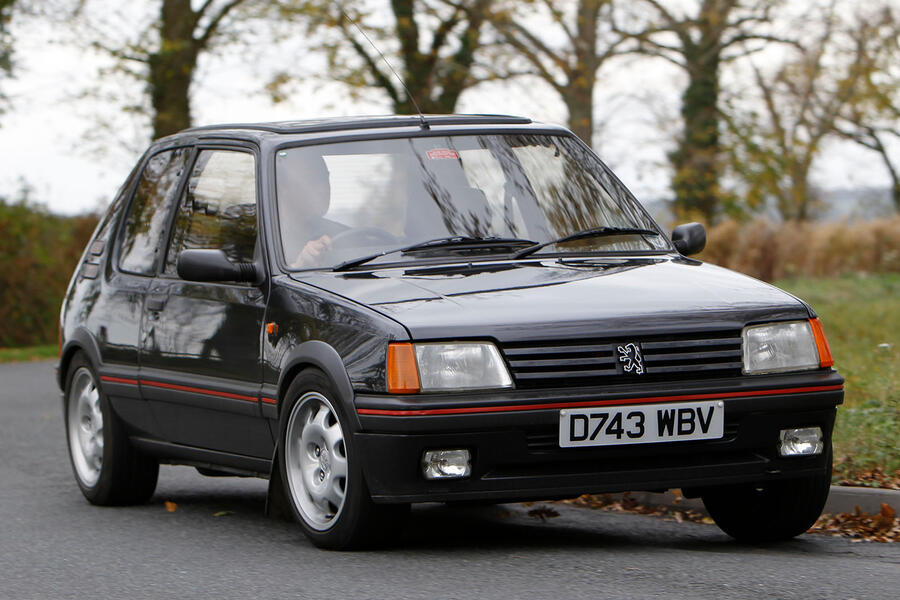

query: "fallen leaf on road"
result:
(527, 506), (560, 521)
(809, 503), (899, 542)
(833, 459), (900, 490)
(164, 501), (177, 513)
(213, 511), (233, 517)
(559, 493), (708, 525)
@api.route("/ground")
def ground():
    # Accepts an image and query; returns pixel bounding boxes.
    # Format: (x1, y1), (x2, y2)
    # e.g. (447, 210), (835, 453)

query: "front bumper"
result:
(352, 372), (843, 503)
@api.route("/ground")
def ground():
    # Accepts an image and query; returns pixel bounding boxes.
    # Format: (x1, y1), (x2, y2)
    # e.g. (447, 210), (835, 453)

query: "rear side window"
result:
(118, 148), (191, 275)
(164, 150), (258, 276)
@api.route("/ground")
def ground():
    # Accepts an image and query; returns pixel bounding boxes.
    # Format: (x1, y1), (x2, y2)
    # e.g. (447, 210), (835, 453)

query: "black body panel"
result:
(58, 115), (844, 510)
(292, 258), (811, 342)
(139, 279), (272, 458)
(355, 387), (839, 503)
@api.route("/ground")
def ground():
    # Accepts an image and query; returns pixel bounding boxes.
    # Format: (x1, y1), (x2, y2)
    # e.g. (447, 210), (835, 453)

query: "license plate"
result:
(559, 400), (725, 448)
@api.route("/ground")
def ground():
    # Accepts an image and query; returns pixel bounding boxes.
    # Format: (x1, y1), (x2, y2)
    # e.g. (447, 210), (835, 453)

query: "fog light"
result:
(779, 427), (824, 457)
(422, 449), (471, 480)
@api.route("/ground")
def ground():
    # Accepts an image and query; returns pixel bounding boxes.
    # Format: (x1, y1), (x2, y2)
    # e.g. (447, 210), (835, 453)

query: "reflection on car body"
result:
(59, 115), (842, 550)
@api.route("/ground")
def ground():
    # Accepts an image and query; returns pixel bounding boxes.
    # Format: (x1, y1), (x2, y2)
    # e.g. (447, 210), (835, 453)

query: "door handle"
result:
(245, 289), (264, 302)
(147, 296), (167, 311)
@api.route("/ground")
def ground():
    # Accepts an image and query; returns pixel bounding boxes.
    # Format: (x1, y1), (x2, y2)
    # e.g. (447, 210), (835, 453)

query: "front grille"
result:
(501, 330), (743, 388)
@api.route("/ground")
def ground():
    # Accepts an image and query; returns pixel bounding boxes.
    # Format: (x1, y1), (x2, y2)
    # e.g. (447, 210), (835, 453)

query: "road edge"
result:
(595, 485), (900, 516)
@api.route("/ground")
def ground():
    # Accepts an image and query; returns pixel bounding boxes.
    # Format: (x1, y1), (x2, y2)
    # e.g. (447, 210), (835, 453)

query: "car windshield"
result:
(275, 134), (669, 270)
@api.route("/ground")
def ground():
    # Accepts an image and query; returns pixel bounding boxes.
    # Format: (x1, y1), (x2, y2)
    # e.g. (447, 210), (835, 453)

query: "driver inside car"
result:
(277, 154), (347, 268)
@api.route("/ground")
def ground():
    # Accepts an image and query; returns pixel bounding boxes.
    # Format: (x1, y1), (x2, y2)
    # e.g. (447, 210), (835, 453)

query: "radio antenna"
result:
(337, 6), (430, 130)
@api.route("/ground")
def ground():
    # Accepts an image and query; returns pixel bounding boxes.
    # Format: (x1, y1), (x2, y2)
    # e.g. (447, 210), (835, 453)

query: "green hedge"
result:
(0, 199), (98, 347)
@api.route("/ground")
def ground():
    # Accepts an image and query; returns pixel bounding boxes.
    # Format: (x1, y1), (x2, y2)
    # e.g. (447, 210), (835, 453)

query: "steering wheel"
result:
(328, 227), (397, 248)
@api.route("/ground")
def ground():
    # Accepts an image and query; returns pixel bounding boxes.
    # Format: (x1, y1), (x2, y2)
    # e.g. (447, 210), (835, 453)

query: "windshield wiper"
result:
(513, 226), (661, 259)
(332, 236), (537, 271)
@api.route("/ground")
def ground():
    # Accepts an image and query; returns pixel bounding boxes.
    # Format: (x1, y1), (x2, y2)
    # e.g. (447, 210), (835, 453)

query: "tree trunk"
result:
(670, 48), (720, 222)
(565, 85), (594, 145)
(780, 161), (813, 221)
(564, 0), (600, 146)
(792, 173), (809, 221)
(391, 0), (427, 114)
(149, 0), (199, 139)
(875, 139), (900, 213)
(1, 0), (14, 77)
(889, 177), (900, 214)
(390, 0), (489, 115)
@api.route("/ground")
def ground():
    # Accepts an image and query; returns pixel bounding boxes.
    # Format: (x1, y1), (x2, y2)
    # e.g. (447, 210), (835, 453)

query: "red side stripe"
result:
(100, 376), (259, 403)
(100, 376), (139, 385)
(356, 384), (844, 417)
(261, 397), (278, 405)
(141, 380), (258, 402)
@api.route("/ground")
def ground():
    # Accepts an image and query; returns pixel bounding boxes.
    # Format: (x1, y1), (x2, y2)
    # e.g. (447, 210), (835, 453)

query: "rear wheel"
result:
(64, 352), (158, 505)
(702, 452), (831, 543)
(279, 369), (408, 549)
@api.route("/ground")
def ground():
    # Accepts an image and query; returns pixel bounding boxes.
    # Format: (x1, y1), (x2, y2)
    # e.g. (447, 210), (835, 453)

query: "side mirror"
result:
(671, 222), (706, 256)
(177, 249), (258, 283)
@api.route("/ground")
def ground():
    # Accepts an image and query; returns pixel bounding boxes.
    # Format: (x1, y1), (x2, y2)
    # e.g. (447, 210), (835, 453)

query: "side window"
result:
(164, 150), (258, 276)
(118, 148), (190, 275)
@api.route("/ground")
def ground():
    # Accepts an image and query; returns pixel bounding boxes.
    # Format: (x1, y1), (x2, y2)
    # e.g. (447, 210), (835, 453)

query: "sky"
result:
(0, 2), (894, 216)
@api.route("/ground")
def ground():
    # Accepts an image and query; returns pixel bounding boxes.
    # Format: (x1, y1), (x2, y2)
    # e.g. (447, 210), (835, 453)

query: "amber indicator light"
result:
(387, 343), (421, 394)
(809, 318), (834, 368)
(265, 322), (278, 335)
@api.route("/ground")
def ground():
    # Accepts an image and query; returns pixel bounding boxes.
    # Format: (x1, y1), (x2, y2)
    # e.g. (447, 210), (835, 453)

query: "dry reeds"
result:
(699, 217), (900, 281)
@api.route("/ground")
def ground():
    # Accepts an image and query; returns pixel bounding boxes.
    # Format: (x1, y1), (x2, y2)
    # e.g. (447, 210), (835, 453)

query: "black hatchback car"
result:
(60, 114), (842, 549)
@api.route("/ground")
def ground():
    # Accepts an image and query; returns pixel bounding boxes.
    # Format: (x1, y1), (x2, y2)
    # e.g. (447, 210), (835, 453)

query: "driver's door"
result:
(139, 146), (273, 458)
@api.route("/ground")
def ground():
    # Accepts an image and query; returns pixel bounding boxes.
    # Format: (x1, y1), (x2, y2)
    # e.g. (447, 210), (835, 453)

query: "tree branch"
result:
(197, 0), (247, 49)
(500, 18), (571, 75)
(426, 6), (463, 70)
(497, 32), (566, 92)
(539, 0), (576, 48)
(342, 25), (401, 105)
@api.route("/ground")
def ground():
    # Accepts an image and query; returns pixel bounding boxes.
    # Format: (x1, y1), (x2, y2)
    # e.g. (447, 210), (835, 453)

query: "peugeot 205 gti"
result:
(59, 115), (842, 549)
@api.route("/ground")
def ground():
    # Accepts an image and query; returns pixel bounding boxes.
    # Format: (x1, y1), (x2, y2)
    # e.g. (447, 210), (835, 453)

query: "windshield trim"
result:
(270, 129), (674, 274)
(286, 248), (676, 273)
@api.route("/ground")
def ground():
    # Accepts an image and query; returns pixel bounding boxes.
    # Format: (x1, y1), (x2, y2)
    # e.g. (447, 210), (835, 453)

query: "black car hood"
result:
(291, 257), (810, 341)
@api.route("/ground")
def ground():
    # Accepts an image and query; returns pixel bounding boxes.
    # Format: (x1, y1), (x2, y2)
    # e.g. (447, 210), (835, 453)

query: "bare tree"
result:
(0, 0), (16, 113)
(285, 0), (494, 114)
(722, 5), (891, 220)
(76, 0), (274, 139)
(833, 4), (900, 212)
(486, 0), (623, 146)
(619, 0), (786, 221)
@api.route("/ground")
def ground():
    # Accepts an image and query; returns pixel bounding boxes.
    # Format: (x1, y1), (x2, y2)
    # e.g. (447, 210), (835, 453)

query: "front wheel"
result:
(279, 370), (408, 549)
(702, 452), (831, 543)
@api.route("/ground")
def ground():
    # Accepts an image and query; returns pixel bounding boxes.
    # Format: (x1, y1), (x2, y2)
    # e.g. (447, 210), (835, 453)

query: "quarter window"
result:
(165, 150), (258, 276)
(118, 148), (190, 275)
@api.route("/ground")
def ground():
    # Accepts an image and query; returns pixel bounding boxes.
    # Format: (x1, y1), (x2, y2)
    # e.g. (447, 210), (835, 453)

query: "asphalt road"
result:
(2, 360), (898, 600)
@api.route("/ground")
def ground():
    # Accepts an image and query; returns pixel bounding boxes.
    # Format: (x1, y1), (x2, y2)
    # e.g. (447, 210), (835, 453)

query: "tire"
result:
(64, 352), (159, 505)
(702, 450), (832, 543)
(278, 369), (408, 550)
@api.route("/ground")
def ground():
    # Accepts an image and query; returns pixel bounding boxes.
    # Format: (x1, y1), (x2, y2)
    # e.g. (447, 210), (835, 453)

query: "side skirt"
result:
(131, 436), (271, 478)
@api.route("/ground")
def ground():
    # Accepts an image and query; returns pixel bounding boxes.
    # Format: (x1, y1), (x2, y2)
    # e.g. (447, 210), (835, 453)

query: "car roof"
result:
(184, 114), (532, 135)
(152, 114), (572, 148)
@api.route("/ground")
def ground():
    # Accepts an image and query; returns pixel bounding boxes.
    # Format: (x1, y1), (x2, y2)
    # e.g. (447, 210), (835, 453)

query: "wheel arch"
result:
(275, 340), (360, 432)
(58, 327), (102, 390)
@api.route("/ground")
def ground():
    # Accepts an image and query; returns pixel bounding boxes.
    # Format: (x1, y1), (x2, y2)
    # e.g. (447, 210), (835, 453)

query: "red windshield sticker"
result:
(426, 149), (459, 160)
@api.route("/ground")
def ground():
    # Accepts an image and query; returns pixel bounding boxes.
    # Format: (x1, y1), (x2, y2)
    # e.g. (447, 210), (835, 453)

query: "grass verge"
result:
(774, 273), (900, 483)
(0, 344), (58, 363)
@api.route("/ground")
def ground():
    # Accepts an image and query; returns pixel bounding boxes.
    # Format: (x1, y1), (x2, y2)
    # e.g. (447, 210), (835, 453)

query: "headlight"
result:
(742, 321), (820, 374)
(387, 342), (513, 393)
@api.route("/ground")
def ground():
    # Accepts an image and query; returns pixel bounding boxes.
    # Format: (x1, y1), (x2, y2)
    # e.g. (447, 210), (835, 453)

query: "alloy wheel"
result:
(67, 367), (104, 487)
(284, 391), (349, 530)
